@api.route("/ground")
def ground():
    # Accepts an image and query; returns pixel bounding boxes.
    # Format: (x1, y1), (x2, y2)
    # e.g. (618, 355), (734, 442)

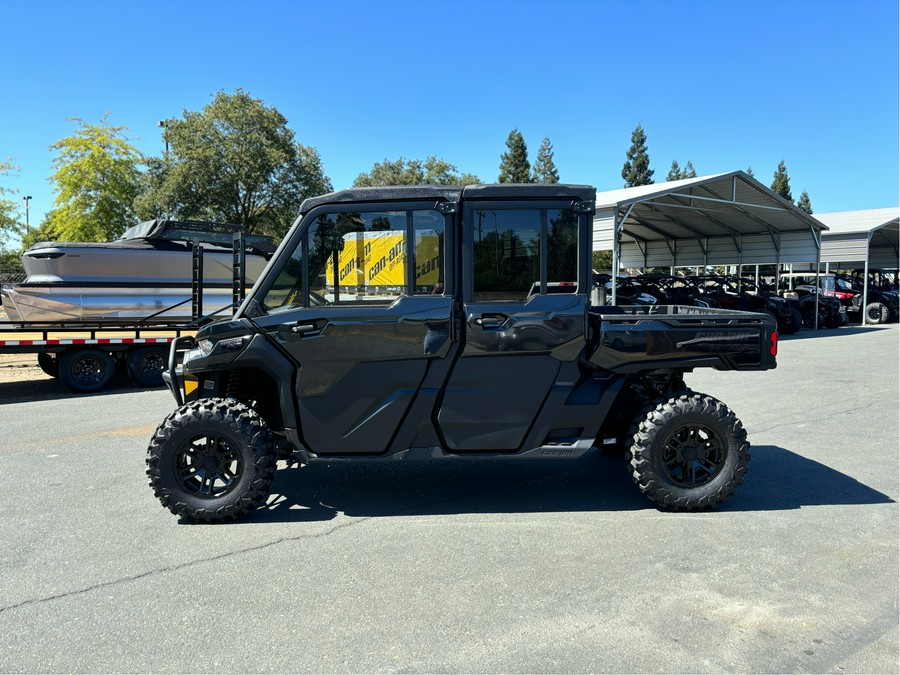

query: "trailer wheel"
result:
(865, 302), (889, 325)
(126, 346), (168, 387)
(626, 391), (749, 510)
(58, 348), (115, 394)
(37, 352), (59, 378)
(146, 398), (276, 522)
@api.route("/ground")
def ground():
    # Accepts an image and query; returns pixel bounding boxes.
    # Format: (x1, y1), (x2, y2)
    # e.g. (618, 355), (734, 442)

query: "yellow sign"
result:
(325, 230), (439, 289)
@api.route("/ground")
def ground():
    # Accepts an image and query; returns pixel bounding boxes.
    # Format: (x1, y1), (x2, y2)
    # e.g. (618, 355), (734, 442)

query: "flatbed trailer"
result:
(0, 239), (250, 393)
(0, 318), (197, 392)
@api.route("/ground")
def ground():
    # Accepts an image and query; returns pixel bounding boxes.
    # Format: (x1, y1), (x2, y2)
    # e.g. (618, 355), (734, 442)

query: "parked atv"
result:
(633, 275), (717, 308)
(777, 273), (848, 329)
(690, 276), (801, 334)
(840, 269), (899, 324)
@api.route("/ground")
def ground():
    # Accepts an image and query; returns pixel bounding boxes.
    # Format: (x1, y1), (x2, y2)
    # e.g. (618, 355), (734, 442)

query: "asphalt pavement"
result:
(0, 325), (897, 673)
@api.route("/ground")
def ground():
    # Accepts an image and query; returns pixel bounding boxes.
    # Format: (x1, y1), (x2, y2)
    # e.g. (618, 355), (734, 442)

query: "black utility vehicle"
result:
(147, 185), (778, 522)
(841, 269), (899, 324)
(776, 273), (849, 328)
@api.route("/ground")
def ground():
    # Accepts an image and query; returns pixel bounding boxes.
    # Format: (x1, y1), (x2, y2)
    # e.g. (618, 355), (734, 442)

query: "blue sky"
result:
(1, 0), (897, 233)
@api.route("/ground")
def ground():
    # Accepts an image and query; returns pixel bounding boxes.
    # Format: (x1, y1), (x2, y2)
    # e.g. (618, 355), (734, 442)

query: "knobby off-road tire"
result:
(146, 398), (276, 522)
(626, 391), (749, 510)
(865, 302), (889, 325)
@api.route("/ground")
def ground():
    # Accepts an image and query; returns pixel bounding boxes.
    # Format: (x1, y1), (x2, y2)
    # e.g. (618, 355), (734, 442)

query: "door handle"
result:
(474, 313), (508, 329)
(277, 319), (325, 338)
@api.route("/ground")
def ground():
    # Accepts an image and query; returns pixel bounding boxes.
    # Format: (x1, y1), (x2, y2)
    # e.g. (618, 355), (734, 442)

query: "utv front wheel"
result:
(626, 392), (749, 509)
(147, 398), (276, 522)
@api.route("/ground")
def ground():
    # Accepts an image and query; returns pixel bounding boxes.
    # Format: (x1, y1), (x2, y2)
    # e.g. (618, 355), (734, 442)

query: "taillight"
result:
(770, 331), (778, 356)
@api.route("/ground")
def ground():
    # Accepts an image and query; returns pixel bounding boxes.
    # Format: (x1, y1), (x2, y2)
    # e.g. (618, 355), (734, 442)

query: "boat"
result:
(0, 219), (276, 322)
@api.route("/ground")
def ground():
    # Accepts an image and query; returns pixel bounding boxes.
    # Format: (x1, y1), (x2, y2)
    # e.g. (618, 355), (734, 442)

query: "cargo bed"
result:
(587, 304), (778, 373)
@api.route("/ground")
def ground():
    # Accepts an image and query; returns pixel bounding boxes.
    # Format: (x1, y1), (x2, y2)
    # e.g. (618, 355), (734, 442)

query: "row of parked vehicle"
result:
(594, 269), (899, 334)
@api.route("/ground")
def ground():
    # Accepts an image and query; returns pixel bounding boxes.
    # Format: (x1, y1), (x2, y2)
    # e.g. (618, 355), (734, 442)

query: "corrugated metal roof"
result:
(815, 207), (899, 235)
(593, 171), (826, 266)
(816, 207), (899, 266)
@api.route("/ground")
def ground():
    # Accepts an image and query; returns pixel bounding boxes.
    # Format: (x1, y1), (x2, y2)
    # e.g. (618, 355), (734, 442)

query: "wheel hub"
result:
(661, 423), (726, 487)
(175, 435), (242, 499)
(682, 445), (699, 462)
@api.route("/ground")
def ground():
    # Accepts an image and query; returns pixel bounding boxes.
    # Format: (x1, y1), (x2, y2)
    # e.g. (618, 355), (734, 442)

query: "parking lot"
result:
(0, 325), (897, 673)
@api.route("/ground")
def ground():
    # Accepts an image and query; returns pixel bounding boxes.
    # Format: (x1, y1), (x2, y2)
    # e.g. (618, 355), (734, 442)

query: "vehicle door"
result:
(436, 197), (591, 451)
(248, 201), (454, 454)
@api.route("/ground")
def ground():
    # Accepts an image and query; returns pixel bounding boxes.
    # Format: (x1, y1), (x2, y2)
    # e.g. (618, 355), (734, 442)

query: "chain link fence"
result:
(0, 258), (25, 285)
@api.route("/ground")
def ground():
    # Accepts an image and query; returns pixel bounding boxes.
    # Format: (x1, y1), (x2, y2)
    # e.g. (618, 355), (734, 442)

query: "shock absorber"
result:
(224, 370), (241, 401)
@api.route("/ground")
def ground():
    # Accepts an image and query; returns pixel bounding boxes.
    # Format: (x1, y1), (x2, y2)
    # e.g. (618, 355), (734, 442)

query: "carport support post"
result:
(611, 211), (619, 305)
(809, 225), (822, 330)
(862, 256), (870, 326)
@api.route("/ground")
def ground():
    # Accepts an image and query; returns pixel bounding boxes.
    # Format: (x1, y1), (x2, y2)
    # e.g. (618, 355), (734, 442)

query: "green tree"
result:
(622, 123), (654, 187)
(135, 89), (332, 239)
(770, 160), (793, 203)
(745, 166), (755, 178)
(797, 190), (813, 214)
(666, 160), (681, 182)
(0, 160), (23, 250)
(592, 250), (613, 272)
(666, 160), (696, 181)
(42, 115), (142, 242)
(353, 156), (480, 187)
(531, 137), (559, 183)
(498, 128), (532, 183)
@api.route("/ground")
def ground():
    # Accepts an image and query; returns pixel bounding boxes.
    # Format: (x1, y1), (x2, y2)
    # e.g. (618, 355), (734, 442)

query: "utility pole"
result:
(157, 120), (169, 158)
(23, 195), (31, 230)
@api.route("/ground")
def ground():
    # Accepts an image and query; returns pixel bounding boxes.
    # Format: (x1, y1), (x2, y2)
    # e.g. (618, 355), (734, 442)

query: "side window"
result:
(473, 209), (541, 302)
(413, 211), (445, 295)
(258, 207), (444, 314)
(471, 206), (578, 302)
(547, 208), (578, 285)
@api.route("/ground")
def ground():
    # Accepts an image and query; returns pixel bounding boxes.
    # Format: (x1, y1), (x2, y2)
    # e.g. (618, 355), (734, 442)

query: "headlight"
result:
(197, 336), (247, 357)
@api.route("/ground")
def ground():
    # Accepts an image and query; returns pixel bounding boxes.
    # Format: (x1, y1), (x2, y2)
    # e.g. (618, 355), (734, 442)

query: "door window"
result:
(471, 206), (579, 302)
(258, 208), (445, 314)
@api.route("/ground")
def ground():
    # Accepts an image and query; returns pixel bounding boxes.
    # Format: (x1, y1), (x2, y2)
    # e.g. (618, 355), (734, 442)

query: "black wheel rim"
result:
(72, 355), (107, 385)
(139, 352), (165, 378)
(660, 423), (726, 487)
(175, 435), (243, 498)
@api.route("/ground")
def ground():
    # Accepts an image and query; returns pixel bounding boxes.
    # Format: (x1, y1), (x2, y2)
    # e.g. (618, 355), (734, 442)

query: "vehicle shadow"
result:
(0, 374), (155, 404)
(220, 445), (894, 525)
(780, 324), (893, 340)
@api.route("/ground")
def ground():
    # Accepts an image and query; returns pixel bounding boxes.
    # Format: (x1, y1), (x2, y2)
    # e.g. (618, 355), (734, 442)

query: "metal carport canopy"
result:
(592, 170), (827, 270)
(816, 207), (900, 269)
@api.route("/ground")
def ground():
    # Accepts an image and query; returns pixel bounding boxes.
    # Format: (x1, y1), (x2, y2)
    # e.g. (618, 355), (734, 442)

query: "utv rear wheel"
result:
(146, 398), (276, 522)
(626, 391), (749, 509)
(865, 302), (889, 325)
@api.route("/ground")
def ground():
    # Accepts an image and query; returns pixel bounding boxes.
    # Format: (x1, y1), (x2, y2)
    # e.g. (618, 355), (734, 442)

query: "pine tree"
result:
(666, 160), (681, 182)
(531, 137), (559, 183)
(745, 166), (755, 178)
(622, 123), (654, 187)
(682, 160), (696, 178)
(770, 160), (793, 203)
(498, 129), (532, 183)
(797, 190), (813, 214)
